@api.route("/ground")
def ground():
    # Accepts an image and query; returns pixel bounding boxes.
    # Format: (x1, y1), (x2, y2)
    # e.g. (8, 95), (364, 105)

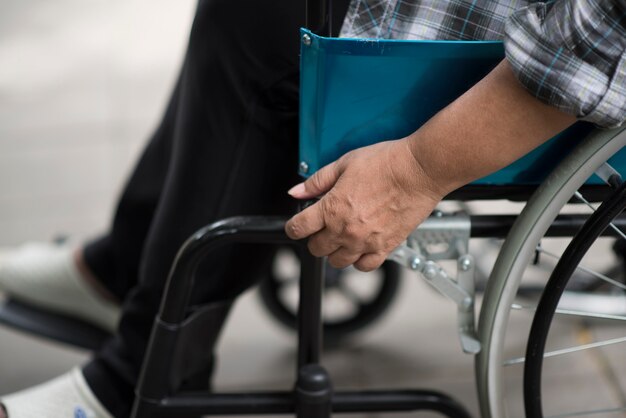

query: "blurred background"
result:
(0, 0), (195, 245)
(0, 4), (480, 417)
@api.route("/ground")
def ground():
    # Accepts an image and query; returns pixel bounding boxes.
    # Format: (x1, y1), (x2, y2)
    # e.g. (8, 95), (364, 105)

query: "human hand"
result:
(285, 60), (579, 273)
(285, 138), (445, 271)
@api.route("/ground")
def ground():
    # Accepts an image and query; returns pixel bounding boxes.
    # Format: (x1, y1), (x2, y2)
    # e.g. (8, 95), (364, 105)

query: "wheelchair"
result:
(2, 1), (626, 417)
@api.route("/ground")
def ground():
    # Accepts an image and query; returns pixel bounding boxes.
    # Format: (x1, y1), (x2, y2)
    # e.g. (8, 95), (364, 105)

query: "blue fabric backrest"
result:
(298, 29), (608, 185)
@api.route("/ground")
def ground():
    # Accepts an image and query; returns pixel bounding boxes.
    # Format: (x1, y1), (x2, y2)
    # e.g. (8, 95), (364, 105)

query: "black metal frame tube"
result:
(136, 390), (471, 417)
(158, 217), (292, 324)
(295, 199), (331, 418)
(306, 0), (332, 36)
(133, 217), (294, 408)
(132, 216), (473, 418)
(470, 213), (626, 238)
(446, 184), (614, 202)
(297, 251), (324, 368)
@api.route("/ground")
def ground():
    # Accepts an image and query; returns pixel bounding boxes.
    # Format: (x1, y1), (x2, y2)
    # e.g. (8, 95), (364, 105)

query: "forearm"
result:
(407, 59), (577, 196)
(286, 59), (579, 271)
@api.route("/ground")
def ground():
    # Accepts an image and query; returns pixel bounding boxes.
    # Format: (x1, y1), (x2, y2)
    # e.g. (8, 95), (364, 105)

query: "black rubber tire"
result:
(258, 247), (401, 343)
(524, 179), (626, 418)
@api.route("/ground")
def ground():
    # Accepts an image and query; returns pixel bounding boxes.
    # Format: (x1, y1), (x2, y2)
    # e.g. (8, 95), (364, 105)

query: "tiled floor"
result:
(0, 275), (481, 418)
(0, 0), (194, 246)
(1, 2), (624, 418)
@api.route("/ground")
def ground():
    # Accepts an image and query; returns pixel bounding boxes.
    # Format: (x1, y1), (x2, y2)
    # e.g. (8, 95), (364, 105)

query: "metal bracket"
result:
(407, 210), (470, 259)
(456, 254), (480, 354)
(387, 211), (480, 354)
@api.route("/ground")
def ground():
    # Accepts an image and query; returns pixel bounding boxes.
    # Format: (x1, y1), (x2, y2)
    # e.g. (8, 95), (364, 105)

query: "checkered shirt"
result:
(340, 0), (626, 128)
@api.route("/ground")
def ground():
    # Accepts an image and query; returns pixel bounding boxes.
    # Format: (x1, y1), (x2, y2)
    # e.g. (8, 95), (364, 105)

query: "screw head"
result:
(302, 34), (312, 46)
(460, 257), (472, 271)
(299, 161), (309, 174)
(410, 257), (422, 271)
(423, 264), (438, 280)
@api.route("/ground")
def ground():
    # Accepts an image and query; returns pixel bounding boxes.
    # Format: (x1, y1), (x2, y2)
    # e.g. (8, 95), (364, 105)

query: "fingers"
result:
(354, 253), (386, 272)
(285, 162), (342, 241)
(327, 248), (361, 269)
(307, 229), (339, 257)
(288, 161), (340, 199)
(285, 201), (325, 240)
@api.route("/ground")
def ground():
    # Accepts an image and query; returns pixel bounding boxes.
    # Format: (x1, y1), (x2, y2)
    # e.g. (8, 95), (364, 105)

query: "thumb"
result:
(288, 161), (340, 199)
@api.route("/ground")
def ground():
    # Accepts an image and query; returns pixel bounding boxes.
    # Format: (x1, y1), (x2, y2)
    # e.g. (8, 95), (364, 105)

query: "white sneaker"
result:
(1, 368), (114, 418)
(0, 243), (120, 333)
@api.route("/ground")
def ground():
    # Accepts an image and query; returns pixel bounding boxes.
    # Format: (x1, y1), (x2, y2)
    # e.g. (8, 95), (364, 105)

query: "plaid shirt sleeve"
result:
(505, 0), (626, 128)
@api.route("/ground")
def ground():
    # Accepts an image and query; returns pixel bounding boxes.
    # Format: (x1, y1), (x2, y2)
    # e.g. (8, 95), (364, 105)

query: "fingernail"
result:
(288, 183), (306, 197)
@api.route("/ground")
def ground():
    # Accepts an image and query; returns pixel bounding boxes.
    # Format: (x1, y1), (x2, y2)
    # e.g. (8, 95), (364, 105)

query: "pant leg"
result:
(82, 0), (353, 305)
(82, 0), (351, 304)
(84, 1), (351, 417)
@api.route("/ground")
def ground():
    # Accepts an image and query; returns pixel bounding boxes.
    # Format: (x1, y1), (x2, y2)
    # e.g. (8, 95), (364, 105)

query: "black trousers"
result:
(81, 1), (350, 416)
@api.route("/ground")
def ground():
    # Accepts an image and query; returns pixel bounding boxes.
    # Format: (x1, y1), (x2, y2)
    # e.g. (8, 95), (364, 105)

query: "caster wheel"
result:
(258, 247), (401, 342)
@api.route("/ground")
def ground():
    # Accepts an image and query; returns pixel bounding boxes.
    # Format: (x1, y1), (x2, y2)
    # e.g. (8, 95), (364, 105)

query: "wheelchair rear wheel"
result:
(524, 178), (626, 418)
(477, 126), (626, 418)
(259, 247), (401, 342)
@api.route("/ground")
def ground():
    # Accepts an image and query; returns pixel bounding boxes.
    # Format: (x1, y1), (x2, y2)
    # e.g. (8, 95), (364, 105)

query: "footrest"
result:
(0, 298), (111, 350)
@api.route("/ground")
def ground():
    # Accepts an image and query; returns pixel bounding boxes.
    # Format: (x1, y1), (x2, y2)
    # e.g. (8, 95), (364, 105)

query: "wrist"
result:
(403, 131), (460, 198)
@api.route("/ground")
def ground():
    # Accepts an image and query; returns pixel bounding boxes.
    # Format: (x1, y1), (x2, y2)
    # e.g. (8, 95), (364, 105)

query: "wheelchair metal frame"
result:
(129, 4), (626, 417)
(130, 6), (475, 417)
(129, 212), (626, 418)
(131, 216), (473, 418)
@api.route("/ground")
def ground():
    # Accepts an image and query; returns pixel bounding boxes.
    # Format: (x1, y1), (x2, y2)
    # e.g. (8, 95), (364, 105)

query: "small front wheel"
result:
(258, 247), (401, 342)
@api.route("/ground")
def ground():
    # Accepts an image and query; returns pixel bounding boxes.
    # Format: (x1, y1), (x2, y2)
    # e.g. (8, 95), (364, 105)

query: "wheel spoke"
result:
(504, 335), (626, 366)
(539, 247), (626, 291)
(575, 191), (626, 242)
(511, 303), (626, 322)
(574, 191), (599, 212)
(546, 406), (626, 418)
